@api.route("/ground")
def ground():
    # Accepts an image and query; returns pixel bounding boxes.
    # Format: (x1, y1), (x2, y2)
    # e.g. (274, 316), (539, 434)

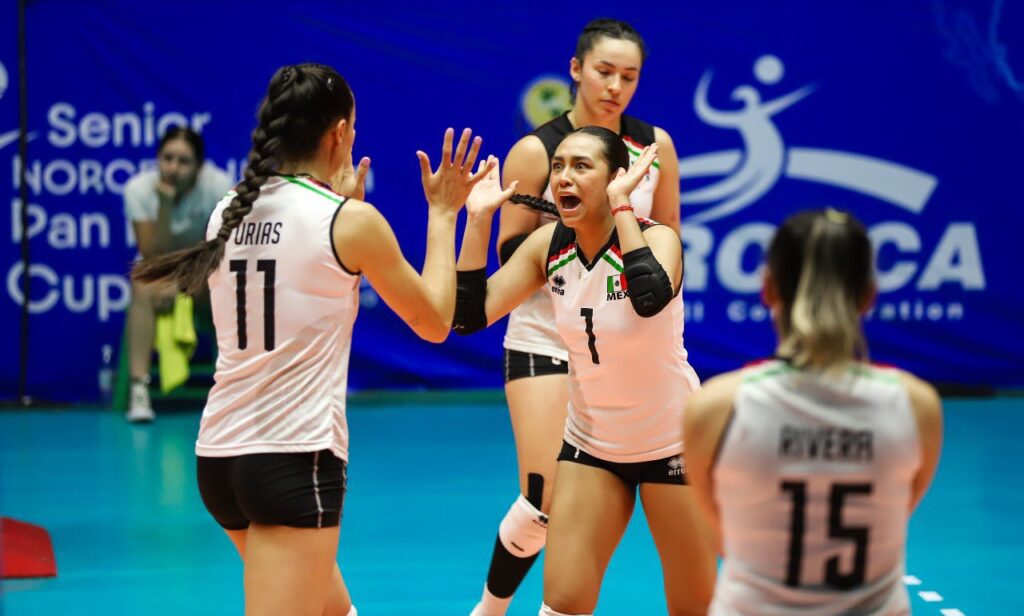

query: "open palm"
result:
(607, 143), (660, 203)
(466, 156), (518, 217)
(417, 128), (493, 211)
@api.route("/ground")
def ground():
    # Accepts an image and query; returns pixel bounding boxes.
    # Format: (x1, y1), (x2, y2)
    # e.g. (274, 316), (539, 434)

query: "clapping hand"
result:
(332, 154), (371, 201)
(417, 128), (494, 212)
(607, 143), (659, 205)
(466, 156), (518, 218)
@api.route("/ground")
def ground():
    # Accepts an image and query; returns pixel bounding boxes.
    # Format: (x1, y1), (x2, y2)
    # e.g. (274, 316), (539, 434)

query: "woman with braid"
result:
(133, 64), (497, 616)
(471, 18), (681, 616)
(455, 126), (715, 616)
(684, 210), (943, 615)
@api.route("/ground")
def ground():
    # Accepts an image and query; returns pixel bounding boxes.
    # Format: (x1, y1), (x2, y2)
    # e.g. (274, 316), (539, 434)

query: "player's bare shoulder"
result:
(896, 370), (940, 408)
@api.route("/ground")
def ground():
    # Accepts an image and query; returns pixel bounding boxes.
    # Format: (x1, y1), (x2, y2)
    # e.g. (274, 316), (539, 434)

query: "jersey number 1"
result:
(580, 308), (599, 364)
(229, 259), (276, 351)
(781, 480), (872, 589)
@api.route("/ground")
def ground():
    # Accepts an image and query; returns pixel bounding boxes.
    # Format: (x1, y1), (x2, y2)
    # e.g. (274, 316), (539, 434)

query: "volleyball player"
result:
(456, 126), (715, 616)
(472, 18), (682, 615)
(684, 209), (944, 615)
(133, 63), (498, 616)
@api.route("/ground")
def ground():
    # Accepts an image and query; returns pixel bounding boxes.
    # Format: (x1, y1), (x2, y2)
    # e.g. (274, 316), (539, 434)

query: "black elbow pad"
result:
(623, 247), (675, 318)
(453, 268), (488, 335)
(498, 233), (529, 265)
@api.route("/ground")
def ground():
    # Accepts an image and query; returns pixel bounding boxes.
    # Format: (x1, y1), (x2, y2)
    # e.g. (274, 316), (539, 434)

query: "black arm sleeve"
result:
(622, 247), (675, 318)
(452, 268), (488, 335)
(498, 233), (529, 265)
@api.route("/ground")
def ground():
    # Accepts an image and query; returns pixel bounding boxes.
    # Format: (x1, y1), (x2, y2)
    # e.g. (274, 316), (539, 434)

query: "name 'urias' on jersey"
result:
(546, 218), (699, 463)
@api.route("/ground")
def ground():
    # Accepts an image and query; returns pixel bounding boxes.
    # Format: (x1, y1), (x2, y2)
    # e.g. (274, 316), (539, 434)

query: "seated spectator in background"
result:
(124, 126), (231, 422)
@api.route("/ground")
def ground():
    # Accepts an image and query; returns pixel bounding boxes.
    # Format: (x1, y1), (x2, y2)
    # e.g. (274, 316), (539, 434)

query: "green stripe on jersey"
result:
(624, 141), (661, 169)
(743, 362), (796, 383)
(601, 252), (624, 273)
(743, 361), (901, 385)
(281, 175), (343, 204)
(548, 250), (577, 275)
(847, 364), (901, 384)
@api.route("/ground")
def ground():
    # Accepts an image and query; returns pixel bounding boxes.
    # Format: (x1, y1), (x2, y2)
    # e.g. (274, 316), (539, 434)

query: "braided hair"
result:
(132, 64), (354, 294)
(510, 193), (559, 218)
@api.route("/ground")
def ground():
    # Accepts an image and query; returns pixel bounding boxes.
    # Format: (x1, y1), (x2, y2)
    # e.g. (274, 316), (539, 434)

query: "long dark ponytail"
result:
(132, 64), (354, 294)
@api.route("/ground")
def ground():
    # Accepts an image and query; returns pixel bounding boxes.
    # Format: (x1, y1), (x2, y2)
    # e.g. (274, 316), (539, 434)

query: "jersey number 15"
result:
(781, 480), (872, 589)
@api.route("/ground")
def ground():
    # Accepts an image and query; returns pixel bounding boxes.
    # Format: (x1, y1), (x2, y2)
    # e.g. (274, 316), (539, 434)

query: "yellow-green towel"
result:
(154, 294), (197, 394)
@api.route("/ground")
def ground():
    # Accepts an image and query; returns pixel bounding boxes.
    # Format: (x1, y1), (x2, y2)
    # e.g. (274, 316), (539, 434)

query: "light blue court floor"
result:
(0, 395), (1021, 615)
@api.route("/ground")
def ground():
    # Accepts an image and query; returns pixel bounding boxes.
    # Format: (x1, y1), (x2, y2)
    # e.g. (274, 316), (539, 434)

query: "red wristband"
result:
(611, 204), (634, 215)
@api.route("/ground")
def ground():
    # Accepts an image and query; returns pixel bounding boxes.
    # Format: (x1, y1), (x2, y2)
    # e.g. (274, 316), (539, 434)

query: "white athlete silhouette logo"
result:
(0, 60), (25, 152)
(681, 55), (938, 224)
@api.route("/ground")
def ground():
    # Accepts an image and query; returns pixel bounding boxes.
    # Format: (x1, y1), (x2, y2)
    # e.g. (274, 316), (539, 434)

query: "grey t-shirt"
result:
(124, 162), (233, 250)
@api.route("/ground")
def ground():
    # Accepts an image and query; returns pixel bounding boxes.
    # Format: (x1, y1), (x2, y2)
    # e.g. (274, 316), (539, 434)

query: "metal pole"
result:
(17, 0), (31, 405)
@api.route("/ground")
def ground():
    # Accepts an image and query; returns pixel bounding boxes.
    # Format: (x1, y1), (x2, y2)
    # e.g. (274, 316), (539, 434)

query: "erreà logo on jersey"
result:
(667, 455), (685, 477)
(678, 55), (985, 325)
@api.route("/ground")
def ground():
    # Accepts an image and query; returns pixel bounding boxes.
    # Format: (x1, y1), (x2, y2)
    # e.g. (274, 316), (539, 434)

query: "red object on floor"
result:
(0, 517), (57, 578)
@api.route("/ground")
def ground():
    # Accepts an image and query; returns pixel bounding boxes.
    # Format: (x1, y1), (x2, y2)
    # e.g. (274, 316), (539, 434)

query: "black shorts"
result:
(504, 349), (569, 383)
(557, 440), (687, 489)
(197, 450), (347, 530)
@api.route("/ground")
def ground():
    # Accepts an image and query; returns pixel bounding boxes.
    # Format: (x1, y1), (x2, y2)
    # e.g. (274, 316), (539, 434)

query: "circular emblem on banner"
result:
(0, 61), (8, 101)
(520, 75), (572, 129)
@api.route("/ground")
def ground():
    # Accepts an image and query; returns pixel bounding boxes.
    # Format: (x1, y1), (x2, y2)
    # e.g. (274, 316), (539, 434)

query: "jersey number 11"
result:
(229, 259), (276, 351)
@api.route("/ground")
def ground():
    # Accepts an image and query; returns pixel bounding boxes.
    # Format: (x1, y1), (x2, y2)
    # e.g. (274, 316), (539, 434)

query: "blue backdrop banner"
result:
(2, 1), (1022, 402)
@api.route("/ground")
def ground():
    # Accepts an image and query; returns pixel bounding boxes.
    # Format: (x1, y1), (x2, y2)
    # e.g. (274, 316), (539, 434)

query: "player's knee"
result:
(538, 602), (592, 616)
(498, 494), (548, 557)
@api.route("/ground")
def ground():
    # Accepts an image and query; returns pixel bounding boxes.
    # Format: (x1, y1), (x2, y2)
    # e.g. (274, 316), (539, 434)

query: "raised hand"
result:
(417, 128), (494, 213)
(607, 143), (659, 205)
(466, 156), (518, 218)
(332, 154), (371, 201)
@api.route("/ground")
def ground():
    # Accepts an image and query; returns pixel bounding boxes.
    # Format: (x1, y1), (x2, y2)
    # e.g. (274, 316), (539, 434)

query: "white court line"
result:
(904, 572), (967, 614)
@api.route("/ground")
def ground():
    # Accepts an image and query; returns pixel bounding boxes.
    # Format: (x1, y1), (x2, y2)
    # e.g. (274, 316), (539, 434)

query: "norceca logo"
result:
(0, 60), (21, 152)
(679, 55), (984, 324)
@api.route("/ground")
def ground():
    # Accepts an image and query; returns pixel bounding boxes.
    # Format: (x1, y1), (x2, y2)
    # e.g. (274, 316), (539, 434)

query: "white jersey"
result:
(546, 221), (699, 462)
(504, 114), (661, 360)
(196, 175), (360, 462)
(711, 360), (921, 615)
